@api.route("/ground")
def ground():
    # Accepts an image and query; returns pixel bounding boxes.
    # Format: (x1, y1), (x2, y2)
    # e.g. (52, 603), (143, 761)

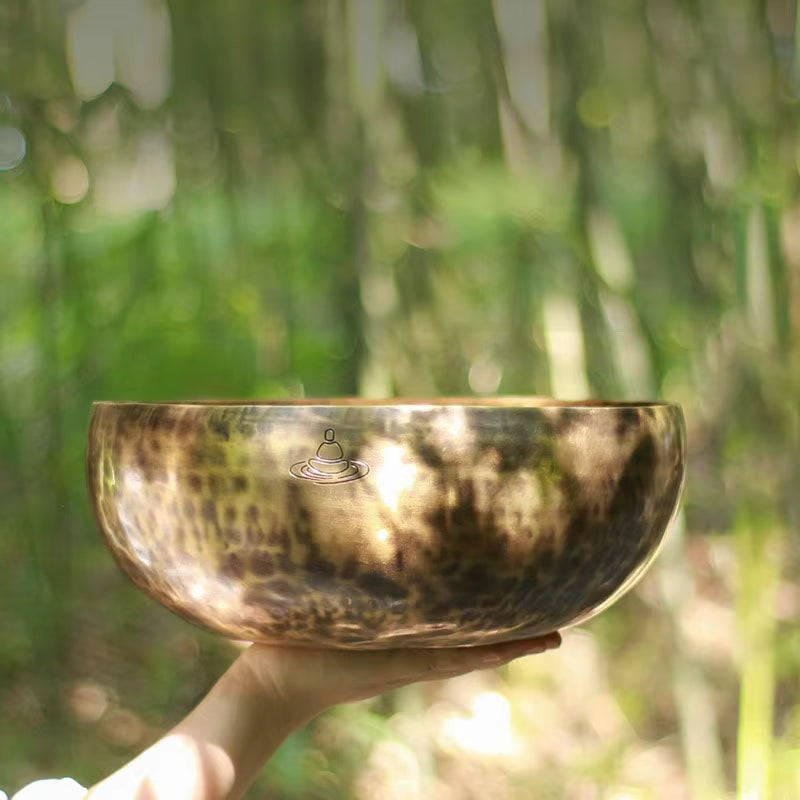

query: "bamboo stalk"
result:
(735, 200), (782, 800)
(657, 513), (728, 800)
(735, 514), (780, 800)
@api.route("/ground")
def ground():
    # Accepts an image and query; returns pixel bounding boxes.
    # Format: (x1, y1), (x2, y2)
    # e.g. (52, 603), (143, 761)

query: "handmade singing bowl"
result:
(86, 399), (685, 648)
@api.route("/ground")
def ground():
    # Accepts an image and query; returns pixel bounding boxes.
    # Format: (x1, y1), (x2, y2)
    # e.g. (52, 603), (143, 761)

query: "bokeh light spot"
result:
(468, 358), (502, 394)
(439, 691), (520, 757)
(51, 156), (90, 204)
(0, 126), (26, 170)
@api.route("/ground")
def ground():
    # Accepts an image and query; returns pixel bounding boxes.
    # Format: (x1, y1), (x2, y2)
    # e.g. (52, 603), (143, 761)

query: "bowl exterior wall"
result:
(87, 402), (685, 648)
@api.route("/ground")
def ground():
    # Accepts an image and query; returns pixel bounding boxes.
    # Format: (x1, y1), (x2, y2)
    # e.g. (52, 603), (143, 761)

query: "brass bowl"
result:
(86, 399), (685, 648)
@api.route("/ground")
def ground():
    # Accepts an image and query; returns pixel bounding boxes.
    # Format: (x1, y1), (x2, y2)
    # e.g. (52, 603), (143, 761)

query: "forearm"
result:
(83, 633), (562, 799)
(86, 653), (304, 800)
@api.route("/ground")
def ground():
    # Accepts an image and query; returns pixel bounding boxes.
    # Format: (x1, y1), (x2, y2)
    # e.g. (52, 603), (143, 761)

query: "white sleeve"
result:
(8, 778), (87, 799)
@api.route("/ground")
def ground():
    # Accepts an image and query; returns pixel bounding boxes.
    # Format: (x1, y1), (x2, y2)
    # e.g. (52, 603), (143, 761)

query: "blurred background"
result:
(0, 0), (798, 797)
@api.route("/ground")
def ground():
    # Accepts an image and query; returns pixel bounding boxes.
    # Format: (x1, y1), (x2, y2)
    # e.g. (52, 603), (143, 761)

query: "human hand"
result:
(238, 632), (563, 723)
(88, 633), (561, 800)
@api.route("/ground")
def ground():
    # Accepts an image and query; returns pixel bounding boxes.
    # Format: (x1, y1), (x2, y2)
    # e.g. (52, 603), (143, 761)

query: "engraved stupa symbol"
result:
(290, 428), (369, 484)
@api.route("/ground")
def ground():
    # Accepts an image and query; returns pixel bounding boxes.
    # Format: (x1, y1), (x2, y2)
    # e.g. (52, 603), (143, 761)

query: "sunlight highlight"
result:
(543, 293), (589, 399)
(374, 445), (417, 513)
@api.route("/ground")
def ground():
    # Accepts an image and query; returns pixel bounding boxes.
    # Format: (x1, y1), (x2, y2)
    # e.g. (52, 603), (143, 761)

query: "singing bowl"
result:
(86, 399), (685, 649)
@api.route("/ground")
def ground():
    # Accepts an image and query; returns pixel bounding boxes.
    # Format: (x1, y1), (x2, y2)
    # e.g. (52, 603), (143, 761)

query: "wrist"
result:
(234, 644), (321, 728)
(156, 649), (303, 799)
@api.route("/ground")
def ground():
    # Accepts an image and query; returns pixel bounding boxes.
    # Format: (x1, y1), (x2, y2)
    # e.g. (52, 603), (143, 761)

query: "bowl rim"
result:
(91, 397), (681, 410)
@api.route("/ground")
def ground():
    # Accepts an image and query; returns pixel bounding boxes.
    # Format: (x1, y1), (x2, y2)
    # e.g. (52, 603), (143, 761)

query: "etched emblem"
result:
(290, 428), (370, 484)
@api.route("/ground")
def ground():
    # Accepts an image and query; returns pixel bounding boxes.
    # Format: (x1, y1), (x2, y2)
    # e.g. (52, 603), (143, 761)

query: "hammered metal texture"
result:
(86, 399), (685, 649)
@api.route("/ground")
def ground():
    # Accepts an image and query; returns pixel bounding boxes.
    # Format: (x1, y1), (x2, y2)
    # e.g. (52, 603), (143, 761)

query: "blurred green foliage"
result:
(0, 1), (798, 797)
